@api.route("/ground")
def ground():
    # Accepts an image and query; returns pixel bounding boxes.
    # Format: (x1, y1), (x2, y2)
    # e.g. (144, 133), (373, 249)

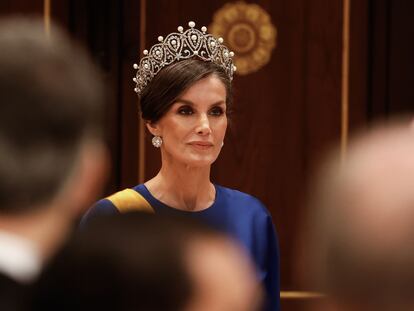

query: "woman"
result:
(82, 21), (280, 311)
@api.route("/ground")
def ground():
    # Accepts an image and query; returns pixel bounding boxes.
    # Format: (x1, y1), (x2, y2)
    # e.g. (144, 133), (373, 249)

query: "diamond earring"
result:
(152, 136), (163, 148)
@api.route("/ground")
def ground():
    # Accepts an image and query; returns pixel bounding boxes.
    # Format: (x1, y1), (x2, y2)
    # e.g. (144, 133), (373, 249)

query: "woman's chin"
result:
(181, 155), (218, 168)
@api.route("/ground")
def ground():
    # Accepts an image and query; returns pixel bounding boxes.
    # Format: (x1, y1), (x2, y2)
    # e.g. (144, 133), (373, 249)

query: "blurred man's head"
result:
(32, 213), (262, 311)
(0, 17), (107, 214)
(307, 119), (414, 311)
(185, 234), (261, 311)
(0, 17), (107, 258)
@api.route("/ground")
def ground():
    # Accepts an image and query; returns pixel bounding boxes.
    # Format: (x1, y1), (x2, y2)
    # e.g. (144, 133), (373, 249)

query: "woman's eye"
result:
(178, 106), (193, 115)
(209, 107), (224, 116)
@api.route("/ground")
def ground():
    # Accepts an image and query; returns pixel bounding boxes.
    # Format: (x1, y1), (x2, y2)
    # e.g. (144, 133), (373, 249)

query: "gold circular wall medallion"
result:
(209, 1), (277, 75)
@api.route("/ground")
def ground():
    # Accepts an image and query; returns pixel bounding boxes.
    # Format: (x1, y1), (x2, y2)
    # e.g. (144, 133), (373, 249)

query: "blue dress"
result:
(81, 184), (280, 311)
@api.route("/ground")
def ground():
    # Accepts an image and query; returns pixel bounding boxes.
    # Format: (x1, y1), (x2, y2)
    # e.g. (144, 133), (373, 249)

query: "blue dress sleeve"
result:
(79, 198), (119, 228)
(261, 214), (280, 311)
(211, 186), (280, 311)
(243, 197), (280, 311)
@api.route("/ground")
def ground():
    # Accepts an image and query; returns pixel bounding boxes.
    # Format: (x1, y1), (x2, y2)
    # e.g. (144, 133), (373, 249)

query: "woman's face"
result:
(148, 74), (228, 168)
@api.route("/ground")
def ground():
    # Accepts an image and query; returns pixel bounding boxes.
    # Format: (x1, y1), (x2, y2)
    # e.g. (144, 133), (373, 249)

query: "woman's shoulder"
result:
(131, 184), (146, 195)
(215, 184), (265, 204)
(80, 185), (145, 226)
(215, 184), (271, 216)
(79, 197), (119, 227)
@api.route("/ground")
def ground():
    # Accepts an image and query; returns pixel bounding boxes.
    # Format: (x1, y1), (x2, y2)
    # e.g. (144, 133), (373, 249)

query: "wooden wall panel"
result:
(388, 0), (414, 113)
(119, 1), (142, 188)
(349, 0), (370, 129)
(0, 0), (43, 16)
(52, 0), (140, 194)
(348, 0), (414, 133)
(369, 0), (391, 118)
(370, 0), (414, 116)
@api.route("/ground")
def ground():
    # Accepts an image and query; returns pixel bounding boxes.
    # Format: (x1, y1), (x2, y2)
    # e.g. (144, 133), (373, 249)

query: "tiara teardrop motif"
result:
(133, 21), (237, 96)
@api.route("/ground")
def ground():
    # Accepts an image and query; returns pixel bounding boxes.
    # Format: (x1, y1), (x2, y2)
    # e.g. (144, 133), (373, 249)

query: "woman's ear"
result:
(145, 121), (160, 136)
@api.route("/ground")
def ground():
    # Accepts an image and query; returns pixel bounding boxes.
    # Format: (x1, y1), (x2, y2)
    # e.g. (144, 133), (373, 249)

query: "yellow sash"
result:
(106, 188), (154, 214)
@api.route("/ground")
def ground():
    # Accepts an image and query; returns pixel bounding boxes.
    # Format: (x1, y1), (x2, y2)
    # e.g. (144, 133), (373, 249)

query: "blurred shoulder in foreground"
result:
(32, 212), (263, 311)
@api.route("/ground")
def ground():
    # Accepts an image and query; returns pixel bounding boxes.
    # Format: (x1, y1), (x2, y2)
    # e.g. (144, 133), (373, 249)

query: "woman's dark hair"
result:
(140, 58), (233, 123)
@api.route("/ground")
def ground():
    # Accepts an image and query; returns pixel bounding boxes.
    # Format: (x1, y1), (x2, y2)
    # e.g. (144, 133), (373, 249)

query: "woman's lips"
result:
(188, 142), (214, 149)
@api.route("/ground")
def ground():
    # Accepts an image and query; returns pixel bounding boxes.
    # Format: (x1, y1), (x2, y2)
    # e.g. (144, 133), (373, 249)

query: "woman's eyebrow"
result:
(174, 99), (194, 105)
(209, 101), (226, 107)
(174, 99), (226, 107)
(175, 98), (226, 106)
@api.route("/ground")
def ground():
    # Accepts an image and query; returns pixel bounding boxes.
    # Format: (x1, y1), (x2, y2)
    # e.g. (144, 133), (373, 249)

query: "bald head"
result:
(308, 120), (414, 310)
(185, 236), (262, 311)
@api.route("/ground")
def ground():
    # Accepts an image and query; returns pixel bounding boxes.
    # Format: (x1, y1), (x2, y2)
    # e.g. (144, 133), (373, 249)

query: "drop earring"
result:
(152, 136), (163, 148)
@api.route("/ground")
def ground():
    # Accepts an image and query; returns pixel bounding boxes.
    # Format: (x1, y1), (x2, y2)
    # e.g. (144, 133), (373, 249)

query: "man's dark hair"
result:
(0, 18), (105, 213)
(31, 212), (222, 311)
(140, 58), (232, 123)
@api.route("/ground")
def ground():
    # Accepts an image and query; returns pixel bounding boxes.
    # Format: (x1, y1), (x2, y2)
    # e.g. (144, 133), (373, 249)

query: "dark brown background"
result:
(1, 0), (413, 310)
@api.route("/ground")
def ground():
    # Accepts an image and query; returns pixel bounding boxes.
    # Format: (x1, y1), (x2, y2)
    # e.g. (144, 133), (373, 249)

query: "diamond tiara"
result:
(133, 21), (237, 96)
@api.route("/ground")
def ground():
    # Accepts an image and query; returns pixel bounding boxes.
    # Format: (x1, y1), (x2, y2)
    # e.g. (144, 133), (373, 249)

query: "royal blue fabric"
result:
(81, 184), (280, 311)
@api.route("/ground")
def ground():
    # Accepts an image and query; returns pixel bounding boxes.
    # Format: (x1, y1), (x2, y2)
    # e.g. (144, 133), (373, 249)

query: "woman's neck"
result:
(145, 160), (215, 212)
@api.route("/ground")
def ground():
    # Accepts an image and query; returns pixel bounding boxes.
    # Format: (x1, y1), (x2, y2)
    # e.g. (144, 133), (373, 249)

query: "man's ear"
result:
(146, 121), (160, 136)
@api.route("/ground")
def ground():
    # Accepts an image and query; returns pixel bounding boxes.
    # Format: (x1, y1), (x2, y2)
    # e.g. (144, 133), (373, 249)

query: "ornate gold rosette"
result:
(209, 1), (277, 75)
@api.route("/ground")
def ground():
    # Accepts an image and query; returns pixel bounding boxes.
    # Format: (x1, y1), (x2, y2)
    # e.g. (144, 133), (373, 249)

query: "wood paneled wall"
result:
(0, 1), (413, 310)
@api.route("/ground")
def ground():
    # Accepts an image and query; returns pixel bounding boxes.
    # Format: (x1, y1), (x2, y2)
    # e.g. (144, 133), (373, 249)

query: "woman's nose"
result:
(196, 114), (212, 135)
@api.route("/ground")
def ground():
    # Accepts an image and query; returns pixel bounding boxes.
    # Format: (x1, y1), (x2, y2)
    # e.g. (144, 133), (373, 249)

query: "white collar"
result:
(0, 230), (42, 283)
